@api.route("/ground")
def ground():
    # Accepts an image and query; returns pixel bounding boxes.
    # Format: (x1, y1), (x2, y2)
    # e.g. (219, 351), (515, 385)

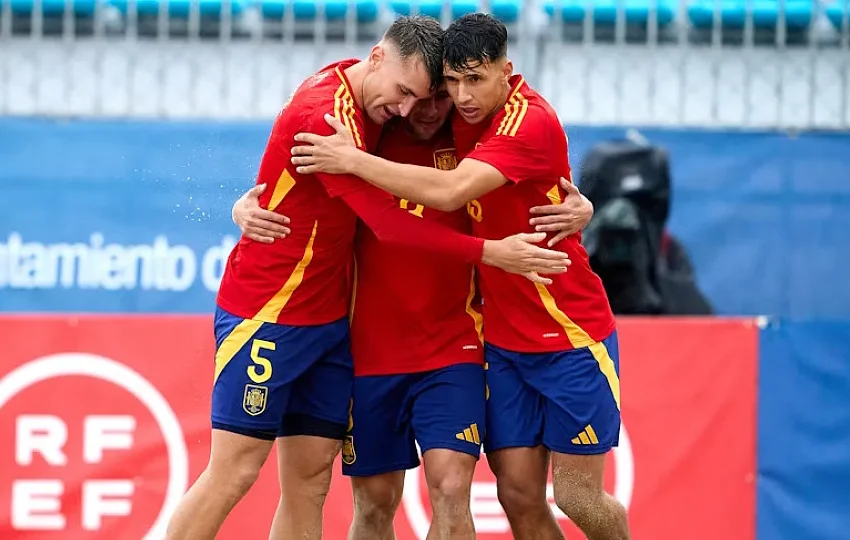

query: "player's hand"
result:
(528, 177), (593, 247)
(482, 232), (571, 286)
(290, 114), (358, 175)
(232, 184), (291, 244)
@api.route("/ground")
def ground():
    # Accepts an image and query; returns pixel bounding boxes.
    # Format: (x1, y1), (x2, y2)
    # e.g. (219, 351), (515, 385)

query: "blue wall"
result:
(1, 118), (849, 540)
(757, 320), (850, 540)
(1, 118), (850, 317)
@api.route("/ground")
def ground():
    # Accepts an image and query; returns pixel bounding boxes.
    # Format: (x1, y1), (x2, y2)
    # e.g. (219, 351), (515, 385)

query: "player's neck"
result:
(343, 62), (368, 109)
(494, 81), (512, 115)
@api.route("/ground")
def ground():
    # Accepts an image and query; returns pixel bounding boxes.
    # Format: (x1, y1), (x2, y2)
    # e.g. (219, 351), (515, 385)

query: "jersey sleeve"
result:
(319, 174), (484, 263)
(299, 105), (484, 262)
(466, 107), (553, 184)
(300, 101), (373, 198)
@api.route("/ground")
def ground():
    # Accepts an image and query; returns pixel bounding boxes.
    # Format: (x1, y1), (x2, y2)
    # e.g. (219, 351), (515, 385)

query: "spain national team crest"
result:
(243, 384), (268, 416)
(342, 435), (357, 465)
(433, 148), (458, 171)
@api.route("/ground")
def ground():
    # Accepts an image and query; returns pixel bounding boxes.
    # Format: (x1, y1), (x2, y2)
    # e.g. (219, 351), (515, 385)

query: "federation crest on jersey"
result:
(243, 384), (268, 416)
(342, 435), (357, 465)
(433, 148), (458, 171)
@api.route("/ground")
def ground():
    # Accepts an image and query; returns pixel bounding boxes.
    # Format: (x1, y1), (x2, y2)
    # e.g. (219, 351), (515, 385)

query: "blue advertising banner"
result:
(757, 320), (850, 540)
(2, 118), (849, 316)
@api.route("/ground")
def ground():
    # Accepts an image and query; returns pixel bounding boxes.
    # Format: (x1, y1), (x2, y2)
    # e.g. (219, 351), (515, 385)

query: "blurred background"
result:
(1, 2), (849, 539)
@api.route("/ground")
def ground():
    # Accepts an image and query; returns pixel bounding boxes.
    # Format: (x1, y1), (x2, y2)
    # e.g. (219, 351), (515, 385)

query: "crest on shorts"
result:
(342, 435), (357, 465)
(433, 148), (458, 171)
(243, 384), (268, 416)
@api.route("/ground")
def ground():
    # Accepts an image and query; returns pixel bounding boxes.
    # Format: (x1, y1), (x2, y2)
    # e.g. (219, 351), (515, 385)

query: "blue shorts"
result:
(484, 330), (621, 455)
(342, 363), (486, 477)
(210, 307), (353, 441)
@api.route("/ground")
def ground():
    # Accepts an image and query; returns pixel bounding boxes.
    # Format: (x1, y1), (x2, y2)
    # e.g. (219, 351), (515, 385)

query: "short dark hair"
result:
(443, 13), (508, 72)
(383, 15), (445, 89)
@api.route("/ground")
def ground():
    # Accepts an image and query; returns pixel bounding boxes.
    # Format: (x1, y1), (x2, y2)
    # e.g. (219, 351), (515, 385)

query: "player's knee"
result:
(496, 476), (549, 519)
(551, 466), (602, 525)
(428, 472), (472, 516)
(208, 459), (262, 499)
(351, 478), (402, 527)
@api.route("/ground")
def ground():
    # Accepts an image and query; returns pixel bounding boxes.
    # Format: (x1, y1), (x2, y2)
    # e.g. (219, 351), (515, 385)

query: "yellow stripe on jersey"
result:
(269, 169), (296, 212)
(333, 83), (363, 150)
(588, 340), (621, 410)
(506, 94), (529, 137)
(348, 256), (358, 323)
(534, 283), (595, 349)
(546, 184), (562, 205)
(214, 318), (264, 383)
(496, 77), (529, 137)
(253, 220), (319, 323)
(496, 97), (519, 136)
(464, 267), (484, 343)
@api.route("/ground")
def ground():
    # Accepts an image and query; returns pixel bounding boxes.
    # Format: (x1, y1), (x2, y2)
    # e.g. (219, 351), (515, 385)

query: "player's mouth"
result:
(457, 106), (479, 119)
(378, 105), (395, 122)
(416, 116), (442, 126)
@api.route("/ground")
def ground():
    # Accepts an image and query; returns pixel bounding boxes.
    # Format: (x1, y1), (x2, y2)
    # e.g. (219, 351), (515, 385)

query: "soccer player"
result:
(165, 15), (574, 540)
(233, 85), (594, 539)
(289, 13), (631, 540)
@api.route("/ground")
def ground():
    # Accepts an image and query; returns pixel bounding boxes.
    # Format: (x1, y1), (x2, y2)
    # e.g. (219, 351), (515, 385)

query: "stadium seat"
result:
(686, 0), (814, 29)
(387, 0), (475, 20)
(107, 0), (246, 17)
(6, 0), (98, 15)
(260, 0), (379, 21)
(387, 0), (522, 23)
(543, 0), (677, 26)
(492, 0), (521, 21)
(824, 1), (848, 30)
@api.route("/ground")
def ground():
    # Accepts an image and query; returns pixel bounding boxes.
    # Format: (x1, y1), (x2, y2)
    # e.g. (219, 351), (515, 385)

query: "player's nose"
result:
(398, 95), (418, 117)
(455, 82), (474, 105)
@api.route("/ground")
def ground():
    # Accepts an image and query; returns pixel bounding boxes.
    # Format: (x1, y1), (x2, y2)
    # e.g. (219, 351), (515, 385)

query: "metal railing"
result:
(1, 0), (848, 128)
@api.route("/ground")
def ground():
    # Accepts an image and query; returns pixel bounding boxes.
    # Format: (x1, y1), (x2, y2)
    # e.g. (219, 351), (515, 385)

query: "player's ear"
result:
(501, 59), (513, 83)
(369, 44), (385, 72)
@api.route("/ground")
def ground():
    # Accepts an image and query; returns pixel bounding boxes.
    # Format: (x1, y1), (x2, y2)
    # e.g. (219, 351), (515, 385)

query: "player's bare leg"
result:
(551, 452), (630, 540)
(166, 429), (273, 539)
(422, 448), (476, 540)
(488, 446), (565, 540)
(268, 435), (342, 540)
(347, 471), (405, 540)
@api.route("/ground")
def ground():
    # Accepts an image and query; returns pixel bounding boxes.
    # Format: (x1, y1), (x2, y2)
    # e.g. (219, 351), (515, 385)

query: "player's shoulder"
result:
(492, 76), (559, 140)
(281, 61), (364, 129)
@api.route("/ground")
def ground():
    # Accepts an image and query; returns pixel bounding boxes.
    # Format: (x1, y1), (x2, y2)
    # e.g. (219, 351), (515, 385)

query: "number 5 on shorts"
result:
(248, 339), (274, 384)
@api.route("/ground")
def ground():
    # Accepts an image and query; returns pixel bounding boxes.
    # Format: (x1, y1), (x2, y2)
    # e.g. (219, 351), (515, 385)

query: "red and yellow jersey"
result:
(454, 74), (616, 353)
(350, 122), (484, 376)
(217, 60), (484, 326)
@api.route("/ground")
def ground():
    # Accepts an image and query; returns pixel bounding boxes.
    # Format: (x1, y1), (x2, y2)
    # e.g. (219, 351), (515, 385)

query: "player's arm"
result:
(529, 177), (594, 246)
(232, 183), (291, 243)
(319, 172), (571, 283)
(291, 114), (507, 212)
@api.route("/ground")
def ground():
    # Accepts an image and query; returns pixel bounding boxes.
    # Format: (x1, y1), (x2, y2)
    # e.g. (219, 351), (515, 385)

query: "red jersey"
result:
(350, 121), (483, 376)
(455, 75), (616, 353)
(217, 60), (485, 325)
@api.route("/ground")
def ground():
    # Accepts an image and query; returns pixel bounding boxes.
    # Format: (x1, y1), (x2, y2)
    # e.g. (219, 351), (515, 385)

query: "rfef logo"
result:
(401, 425), (634, 539)
(0, 353), (189, 539)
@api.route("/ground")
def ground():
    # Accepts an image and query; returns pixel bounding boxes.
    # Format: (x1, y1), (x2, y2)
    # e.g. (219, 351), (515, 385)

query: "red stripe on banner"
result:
(0, 316), (757, 540)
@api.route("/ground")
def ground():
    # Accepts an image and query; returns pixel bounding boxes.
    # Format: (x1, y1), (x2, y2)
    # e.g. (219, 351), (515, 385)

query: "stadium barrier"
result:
(0, 315), (759, 540)
(1, 0), (849, 127)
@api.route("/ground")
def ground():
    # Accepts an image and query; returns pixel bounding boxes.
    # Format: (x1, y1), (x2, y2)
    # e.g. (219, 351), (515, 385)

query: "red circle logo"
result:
(0, 353), (188, 539)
